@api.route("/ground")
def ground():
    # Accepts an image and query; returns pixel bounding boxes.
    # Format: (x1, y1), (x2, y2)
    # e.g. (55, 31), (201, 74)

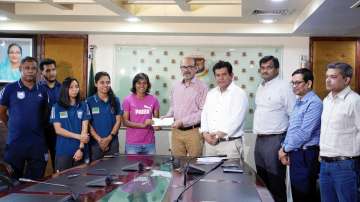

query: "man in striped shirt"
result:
(165, 57), (208, 157)
(278, 68), (322, 202)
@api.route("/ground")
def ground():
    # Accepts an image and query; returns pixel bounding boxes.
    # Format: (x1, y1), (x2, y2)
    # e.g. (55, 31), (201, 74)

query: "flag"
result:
(87, 59), (95, 96)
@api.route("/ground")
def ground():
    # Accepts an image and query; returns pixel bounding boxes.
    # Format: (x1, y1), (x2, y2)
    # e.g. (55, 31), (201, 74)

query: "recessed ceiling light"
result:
(271, 0), (286, 2)
(125, 17), (141, 23)
(260, 19), (276, 24)
(0, 16), (9, 21)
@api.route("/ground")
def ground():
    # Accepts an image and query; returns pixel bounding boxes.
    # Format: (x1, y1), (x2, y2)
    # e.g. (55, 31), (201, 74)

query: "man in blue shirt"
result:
(0, 56), (49, 180)
(278, 68), (322, 202)
(39, 58), (61, 172)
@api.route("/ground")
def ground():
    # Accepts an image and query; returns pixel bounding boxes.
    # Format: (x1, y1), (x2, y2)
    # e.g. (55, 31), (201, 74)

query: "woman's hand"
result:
(73, 149), (83, 161)
(80, 133), (89, 143)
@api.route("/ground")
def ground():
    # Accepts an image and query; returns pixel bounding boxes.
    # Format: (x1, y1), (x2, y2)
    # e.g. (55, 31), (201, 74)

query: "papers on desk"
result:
(151, 170), (172, 178)
(196, 157), (226, 164)
(152, 117), (174, 127)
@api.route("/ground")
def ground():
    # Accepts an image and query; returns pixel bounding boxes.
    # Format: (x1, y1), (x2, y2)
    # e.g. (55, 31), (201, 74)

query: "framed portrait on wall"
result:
(0, 35), (36, 83)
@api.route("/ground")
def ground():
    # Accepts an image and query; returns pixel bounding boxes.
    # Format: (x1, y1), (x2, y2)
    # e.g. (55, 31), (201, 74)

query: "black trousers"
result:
(90, 137), (119, 161)
(44, 124), (57, 171)
(55, 155), (83, 172)
(255, 134), (287, 202)
(4, 142), (47, 180)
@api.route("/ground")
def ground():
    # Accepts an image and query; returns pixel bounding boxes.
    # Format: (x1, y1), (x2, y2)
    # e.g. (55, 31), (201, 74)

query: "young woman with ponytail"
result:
(86, 72), (123, 161)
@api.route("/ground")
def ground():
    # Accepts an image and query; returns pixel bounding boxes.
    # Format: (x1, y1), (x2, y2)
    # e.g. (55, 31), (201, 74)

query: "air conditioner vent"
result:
(252, 9), (290, 16)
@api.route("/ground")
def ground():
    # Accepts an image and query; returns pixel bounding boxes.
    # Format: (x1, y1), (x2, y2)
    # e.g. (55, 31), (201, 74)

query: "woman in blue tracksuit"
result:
(87, 71), (123, 161)
(50, 77), (91, 171)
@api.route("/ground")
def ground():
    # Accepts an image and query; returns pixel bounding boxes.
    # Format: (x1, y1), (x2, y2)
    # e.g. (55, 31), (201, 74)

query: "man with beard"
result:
(164, 57), (208, 157)
(39, 58), (62, 171)
(0, 57), (49, 179)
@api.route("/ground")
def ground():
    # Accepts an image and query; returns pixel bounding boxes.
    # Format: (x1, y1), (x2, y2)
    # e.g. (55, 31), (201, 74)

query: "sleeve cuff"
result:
(283, 145), (290, 153)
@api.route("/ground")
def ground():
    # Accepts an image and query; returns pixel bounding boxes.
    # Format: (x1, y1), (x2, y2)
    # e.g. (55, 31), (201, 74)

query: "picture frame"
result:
(0, 34), (36, 84)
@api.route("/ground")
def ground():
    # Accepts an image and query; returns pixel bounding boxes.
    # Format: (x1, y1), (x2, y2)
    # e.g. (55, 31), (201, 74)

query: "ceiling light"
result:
(125, 17), (141, 23)
(260, 19), (276, 24)
(271, 0), (286, 2)
(0, 16), (9, 21)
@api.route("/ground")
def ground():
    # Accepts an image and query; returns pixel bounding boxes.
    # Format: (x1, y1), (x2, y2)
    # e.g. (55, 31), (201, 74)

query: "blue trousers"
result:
(125, 143), (155, 155)
(320, 159), (359, 202)
(289, 148), (320, 202)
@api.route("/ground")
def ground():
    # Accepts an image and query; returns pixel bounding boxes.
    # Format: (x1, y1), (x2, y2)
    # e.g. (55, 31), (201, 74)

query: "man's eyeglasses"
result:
(180, 65), (196, 70)
(290, 81), (305, 86)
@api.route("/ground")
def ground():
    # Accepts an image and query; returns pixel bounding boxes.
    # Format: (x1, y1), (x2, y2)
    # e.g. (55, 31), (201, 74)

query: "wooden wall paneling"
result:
(39, 34), (88, 98)
(310, 37), (359, 98)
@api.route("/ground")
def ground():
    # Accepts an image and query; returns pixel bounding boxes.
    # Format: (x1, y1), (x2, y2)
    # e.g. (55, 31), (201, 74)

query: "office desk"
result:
(0, 155), (273, 202)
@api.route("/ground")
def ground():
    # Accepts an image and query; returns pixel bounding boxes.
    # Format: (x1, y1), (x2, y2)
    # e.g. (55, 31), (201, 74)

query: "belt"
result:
(178, 123), (201, 131)
(294, 145), (319, 151)
(320, 156), (360, 162)
(257, 132), (286, 137)
(218, 136), (242, 143)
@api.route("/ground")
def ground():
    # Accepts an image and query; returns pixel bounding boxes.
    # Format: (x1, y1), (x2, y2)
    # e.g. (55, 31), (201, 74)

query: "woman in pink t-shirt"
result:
(122, 73), (160, 154)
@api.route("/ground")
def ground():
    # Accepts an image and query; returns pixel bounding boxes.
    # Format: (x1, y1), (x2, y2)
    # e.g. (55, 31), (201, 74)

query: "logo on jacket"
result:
(17, 91), (25, 99)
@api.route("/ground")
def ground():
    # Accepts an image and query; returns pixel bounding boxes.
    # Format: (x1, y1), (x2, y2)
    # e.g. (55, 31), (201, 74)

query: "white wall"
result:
(89, 35), (309, 81)
(90, 34), (309, 168)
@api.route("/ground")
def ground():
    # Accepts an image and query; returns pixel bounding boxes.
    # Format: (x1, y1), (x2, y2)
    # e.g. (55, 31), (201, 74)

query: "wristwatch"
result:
(282, 147), (288, 154)
(110, 133), (117, 137)
(78, 147), (84, 152)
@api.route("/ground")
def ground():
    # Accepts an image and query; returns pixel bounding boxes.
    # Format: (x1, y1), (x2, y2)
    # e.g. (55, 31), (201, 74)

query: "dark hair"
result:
(94, 71), (118, 113)
(7, 43), (22, 55)
(326, 62), (353, 79)
(39, 58), (56, 71)
(292, 68), (314, 82)
(292, 68), (314, 88)
(212, 60), (233, 75)
(131, 73), (151, 94)
(20, 56), (37, 65)
(259, 55), (279, 69)
(58, 77), (81, 108)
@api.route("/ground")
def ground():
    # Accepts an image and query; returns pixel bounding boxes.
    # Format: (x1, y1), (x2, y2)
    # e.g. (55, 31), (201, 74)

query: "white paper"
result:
(152, 117), (174, 127)
(151, 170), (172, 178)
(196, 157), (225, 164)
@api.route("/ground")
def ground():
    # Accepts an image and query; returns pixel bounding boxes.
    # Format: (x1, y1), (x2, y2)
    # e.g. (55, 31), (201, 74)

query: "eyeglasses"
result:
(290, 81), (305, 86)
(180, 65), (196, 70)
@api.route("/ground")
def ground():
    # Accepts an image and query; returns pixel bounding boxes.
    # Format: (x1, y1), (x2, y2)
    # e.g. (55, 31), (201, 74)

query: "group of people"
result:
(0, 54), (359, 202)
(252, 57), (360, 202)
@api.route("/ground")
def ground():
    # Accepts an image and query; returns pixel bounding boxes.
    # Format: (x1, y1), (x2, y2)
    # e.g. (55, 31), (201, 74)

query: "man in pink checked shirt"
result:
(164, 57), (208, 157)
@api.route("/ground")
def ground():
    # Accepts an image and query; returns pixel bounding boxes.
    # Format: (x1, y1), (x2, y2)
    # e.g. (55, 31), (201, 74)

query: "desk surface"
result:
(0, 155), (273, 202)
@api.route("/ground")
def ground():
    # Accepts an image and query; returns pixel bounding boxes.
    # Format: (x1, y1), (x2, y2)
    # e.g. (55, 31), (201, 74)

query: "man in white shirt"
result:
(253, 56), (296, 202)
(319, 62), (360, 202)
(200, 60), (248, 158)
